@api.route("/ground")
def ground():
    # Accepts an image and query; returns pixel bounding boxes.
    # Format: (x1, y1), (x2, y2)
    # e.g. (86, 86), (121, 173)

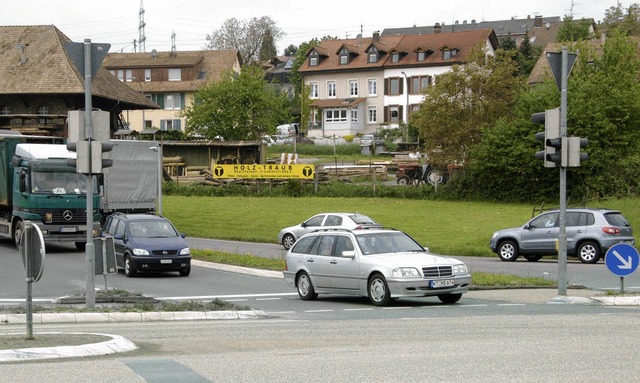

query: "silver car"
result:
(283, 228), (471, 306)
(490, 208), (635, 264)
(278, 212), (381, 250)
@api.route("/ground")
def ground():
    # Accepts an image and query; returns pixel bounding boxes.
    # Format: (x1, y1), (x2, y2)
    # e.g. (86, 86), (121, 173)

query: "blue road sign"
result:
(605, 243), (640, 277)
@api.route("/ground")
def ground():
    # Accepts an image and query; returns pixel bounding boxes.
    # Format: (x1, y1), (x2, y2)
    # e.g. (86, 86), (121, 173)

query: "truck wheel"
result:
(397, 176), (410, 185)
(13, 220), (24, 249)
(75, 242), (86, 251)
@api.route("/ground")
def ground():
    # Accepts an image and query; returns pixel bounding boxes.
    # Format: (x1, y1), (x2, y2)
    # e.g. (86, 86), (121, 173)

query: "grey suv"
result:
(490, 208), (635, 264)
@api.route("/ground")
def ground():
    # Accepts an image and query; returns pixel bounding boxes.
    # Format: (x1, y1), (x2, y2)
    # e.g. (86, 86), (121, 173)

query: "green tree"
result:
(604, 3), (640, 35)
(556, 16), (593, 42)
(517, 33), (542, 76)
(411, 47), (522, 168)
(283, 44), (298, 56)
(259, 28), (277, 61)
(182, 65), (290, 140)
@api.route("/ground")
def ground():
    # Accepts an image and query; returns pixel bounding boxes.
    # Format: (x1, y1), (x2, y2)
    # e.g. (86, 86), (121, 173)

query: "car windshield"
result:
(31, 171), (93, 195)
(129, 220), (178, 238)
(355, 232), (424, 255)
(350, 215), (378, 225)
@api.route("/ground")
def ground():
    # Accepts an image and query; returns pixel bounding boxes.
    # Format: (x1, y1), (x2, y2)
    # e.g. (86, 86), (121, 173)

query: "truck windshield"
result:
(31, 171), (93, 195)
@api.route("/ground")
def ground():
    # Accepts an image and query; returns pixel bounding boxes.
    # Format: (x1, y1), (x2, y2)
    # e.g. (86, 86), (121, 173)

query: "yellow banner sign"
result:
(212, 164), (315, 179)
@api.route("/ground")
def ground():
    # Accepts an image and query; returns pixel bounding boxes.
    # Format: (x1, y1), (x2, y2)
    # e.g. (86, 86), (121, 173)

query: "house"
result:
(0, 25), (157, 137)
(382, 15), (563, 47)
(298, 30), (498, 138)
(102, 49), (242, 133)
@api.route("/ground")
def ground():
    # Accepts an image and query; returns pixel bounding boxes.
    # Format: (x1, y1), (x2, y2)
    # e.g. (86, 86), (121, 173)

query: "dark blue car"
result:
(101, 213), (191, 277)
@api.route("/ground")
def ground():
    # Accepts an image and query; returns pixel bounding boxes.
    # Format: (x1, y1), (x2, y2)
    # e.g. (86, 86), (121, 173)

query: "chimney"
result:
(534, 15), (543, 28)
(373, 31), (380, 42)
(434, 23), (441, 33)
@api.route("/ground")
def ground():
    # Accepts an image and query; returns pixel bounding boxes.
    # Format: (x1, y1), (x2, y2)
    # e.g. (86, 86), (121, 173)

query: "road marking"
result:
(155, 292), (298, 300)
(125, 359), (211, 383)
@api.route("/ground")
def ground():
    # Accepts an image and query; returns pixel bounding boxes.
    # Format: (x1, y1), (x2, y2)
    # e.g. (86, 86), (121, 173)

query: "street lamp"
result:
(400, 71), (409, 142)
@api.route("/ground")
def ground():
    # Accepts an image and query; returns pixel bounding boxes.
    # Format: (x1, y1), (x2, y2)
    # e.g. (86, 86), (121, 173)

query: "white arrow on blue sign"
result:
(605, 243), (640, 277)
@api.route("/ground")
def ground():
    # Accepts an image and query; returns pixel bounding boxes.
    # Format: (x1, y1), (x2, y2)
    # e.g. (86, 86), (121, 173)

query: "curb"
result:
(0, 332), (137, 363)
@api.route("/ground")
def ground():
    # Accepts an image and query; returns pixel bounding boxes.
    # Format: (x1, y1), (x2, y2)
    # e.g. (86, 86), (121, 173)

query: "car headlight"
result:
(452, 264), (468, 274)
(132, 248), (149, 256)
(392, 267), (420, 277)
(180, 248), (191, 255)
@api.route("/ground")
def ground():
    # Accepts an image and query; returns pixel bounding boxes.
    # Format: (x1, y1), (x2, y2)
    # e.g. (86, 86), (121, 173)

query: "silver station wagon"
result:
(283, 228), (471, 306)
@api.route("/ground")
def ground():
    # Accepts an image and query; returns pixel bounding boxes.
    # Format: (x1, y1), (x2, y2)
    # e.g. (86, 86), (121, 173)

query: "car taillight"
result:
(602, 227), (621, 235)
(354, 226), (362, 230)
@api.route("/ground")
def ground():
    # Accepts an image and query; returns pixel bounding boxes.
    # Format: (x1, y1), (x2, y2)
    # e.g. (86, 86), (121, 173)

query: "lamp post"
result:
(400, 71), (409, 142)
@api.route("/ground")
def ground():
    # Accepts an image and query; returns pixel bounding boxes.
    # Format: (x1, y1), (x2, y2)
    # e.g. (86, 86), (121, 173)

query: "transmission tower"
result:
(138, 0), (147, 52)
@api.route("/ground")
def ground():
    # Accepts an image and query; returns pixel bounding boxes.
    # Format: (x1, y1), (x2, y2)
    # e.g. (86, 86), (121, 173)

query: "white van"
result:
(276, 123), (300, 136)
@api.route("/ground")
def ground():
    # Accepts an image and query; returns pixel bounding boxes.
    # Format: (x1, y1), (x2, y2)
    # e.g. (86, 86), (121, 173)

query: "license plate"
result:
(160, 259), (172, 264)
(430, 279), (455, 288)
(60, 227), (77, 233)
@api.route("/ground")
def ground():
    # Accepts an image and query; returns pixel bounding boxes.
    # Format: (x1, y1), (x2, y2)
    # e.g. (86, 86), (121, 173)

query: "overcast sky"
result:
(0, 0), (625, 54)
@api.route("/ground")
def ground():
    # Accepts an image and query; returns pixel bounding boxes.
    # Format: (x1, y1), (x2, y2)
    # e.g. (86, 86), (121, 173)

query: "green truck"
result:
(0, 132), (159, 250)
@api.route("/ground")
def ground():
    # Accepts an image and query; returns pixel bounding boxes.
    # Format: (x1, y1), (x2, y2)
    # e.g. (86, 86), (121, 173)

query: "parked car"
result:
(283, 228), (471, 306)
(101, 213), (191, 277)
(360, 134), (383, 147)
(282, 136), (314, 145)
(261, 135), (275, 146)
(278, 213), (381, 249)
(490, 208), (635, 264)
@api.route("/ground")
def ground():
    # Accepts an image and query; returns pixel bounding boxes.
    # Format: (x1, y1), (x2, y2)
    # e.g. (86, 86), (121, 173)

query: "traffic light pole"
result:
(558, 47), (569, 296)
(83, 39), (96, 309)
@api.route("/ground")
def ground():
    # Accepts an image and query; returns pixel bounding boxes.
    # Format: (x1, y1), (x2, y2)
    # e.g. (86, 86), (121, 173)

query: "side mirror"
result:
(341, 250), (356, 258)
(180, 233), (186, 238)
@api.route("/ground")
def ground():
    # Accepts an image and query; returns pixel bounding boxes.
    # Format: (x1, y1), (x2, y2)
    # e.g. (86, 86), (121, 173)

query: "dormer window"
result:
(443, 49), (452, 60)
(417, 51), (426, 61)
(368, 47), (379, 63)
(339, 48), (349, 65)
(309, 51), (319, 67)
(391, 53), (400, 63)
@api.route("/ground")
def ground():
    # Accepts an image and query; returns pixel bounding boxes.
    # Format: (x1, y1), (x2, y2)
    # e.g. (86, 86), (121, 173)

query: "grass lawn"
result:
(163, 195), (640, 257)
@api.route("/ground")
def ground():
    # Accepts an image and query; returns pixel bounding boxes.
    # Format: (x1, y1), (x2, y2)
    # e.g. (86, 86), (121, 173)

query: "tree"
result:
(182, 65), (291, 140)
(411, 47), (522, 168)
(517, 33), (542, 76)
(259, 28), (277, 61)
(603, 3), (640, 35)
(205, 16), (284, 64)
(283, 44), (298, 56)
(556, 16), (593, 42)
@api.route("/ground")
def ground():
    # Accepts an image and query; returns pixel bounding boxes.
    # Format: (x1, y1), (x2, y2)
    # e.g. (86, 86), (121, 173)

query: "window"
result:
(391, 53), (400, 63)
(164, 93), (183, 110)
(367, 79), (377, 96)
(368, 47), (378, 63)
(145, 69), (151, 81)
(309, 82), (318, 98)
(160, 119), (182, 131)
(125, 69), (133, 82)
(390, 106), (400, 122)
(117, 69), (124, 81)
(351, 108), (358, 123)
(309, 51), (319, 67)
(410, 76), (431, 94)
(349, 80), (359, 97)
(417, 51), (426, 61)
(367, 106), (377, 123)
(325, 109), (347, 123)
(168, 68), (181, 81)
(0, 106), (10, 115)
(327, 81), (336, 98)
(37, 105), (49, 124)
(340, 48), (349, 65)
(389, 78), (400, 95)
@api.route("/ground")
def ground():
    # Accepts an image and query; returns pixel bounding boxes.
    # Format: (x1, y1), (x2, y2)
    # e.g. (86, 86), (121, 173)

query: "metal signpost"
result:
(19, 221), (45, 340)
(605, 243), (640, 293)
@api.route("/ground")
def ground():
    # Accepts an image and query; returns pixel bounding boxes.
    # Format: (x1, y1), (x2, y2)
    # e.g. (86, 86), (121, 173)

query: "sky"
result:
(0, 0), (626, 55)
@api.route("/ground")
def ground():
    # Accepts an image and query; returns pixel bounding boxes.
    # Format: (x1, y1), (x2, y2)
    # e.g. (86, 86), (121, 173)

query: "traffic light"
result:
(533, 108), (561, 168)
(91, 141), (113, 174)
(66, 141), (90, 173)
(565, 137), (588, 167)
(66, 140), (113, 174)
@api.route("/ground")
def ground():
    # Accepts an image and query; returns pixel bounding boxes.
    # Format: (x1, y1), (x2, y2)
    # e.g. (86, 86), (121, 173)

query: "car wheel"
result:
(368, 273), (391, 306)
(13, 220), (24, 249)
(296, 272), (317, 300)
(75, 242), (86, 252)
(524, 254), (543, 262)
(438, 293), (462, 304)
(282, 233), (295, 250)
(179, 266), (191, 276)
(396, 176), (410, 185)
(498, 240), (519, 261)
(577, 241), (601, 264)
(124, 255), (138, 277)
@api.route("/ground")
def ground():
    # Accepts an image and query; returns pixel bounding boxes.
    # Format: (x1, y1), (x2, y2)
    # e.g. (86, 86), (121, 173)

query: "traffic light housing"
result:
(533, 108), (561, 168)
(67, 140), (113, 174)
(565, 137), (588, 167)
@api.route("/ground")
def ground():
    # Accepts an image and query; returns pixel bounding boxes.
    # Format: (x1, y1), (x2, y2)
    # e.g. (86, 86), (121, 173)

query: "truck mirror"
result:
(19, 171), (27, 193)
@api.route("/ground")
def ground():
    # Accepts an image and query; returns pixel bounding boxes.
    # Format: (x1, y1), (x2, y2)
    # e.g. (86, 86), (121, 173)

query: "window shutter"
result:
(181, 94), (185, 109)
(160, 120), (166, 131)
(399, 106), (404, 122)
(384, 78), (388, 96)
(156, 94), (164, 109)
(399, 79), (403, 94)
(384, 106), (389, 123)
